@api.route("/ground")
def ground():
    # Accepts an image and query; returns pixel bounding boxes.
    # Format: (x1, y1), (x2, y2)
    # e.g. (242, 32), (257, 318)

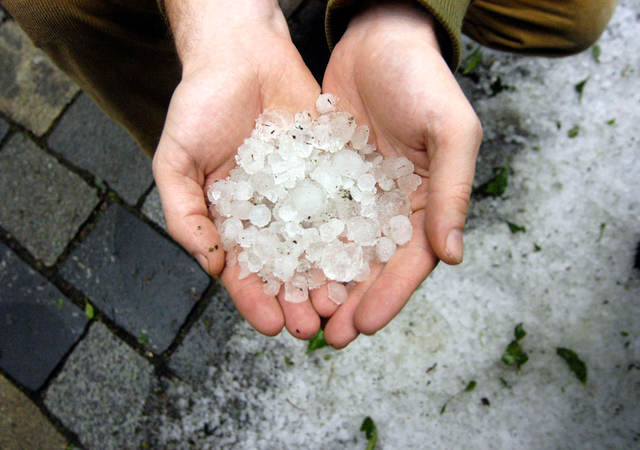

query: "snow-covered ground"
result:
(152, 2), (640, 448)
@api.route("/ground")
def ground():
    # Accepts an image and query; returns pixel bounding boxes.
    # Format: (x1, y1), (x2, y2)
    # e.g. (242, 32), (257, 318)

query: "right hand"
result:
(153, 0), (322, 339)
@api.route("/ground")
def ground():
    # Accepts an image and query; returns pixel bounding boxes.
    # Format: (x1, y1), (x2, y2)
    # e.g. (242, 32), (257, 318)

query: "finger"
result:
(355, 210), (438, 335)
(324, 263), (383, 349)
(221, 265), (285, 337)
(424, 109), (482, 265)
(277, 292), (321, 340)
(153, 142), (226, 276)
(309, 284), (339, 318)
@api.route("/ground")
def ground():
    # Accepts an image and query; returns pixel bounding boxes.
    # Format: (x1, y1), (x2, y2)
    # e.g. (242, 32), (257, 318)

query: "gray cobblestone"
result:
(169, 287), (243, 387)
(49, 94), (153, 205)
(45, 322), (152, 450)
(0, 242), (88, 391)
(0, 133), (99, 266)
(0, 117), (8, 141)
(141, 186), (167, 231)
(0, 21), (79, 136)
(60, 204), (209, 353)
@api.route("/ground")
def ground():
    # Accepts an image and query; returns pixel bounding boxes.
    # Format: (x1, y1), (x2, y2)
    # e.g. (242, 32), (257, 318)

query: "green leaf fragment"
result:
(360, 417), (378, 450)
(514, 323), (526, 341)
(502, 341), (529, 369)
(507, 222), (526, 234)
(306, 329), (328, 353)
(499, 377), (511, 388)
(464, 380), (477, 392)
(440, 402), (448, 415)
(84, 301), (94, 319)
(592, 44), (601, 62)
(575, 78), (588, 100)
(57, 298), (65, 310)
(463, 46), (483, 75)
(481, 165), (509, 197)
(284, 356), (294, 366)
(533, 243), (542, 252)
(568, 126), (580, 138)
(503, 324), (528, 369)
(138, 332), (149, 346)
(556, 348), (587, 384)
(606, 118), (616, 125)
(620, 331), (629, 337)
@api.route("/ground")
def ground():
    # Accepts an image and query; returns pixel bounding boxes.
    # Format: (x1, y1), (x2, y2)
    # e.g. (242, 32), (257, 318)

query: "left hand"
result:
(318, 0), (483, 348)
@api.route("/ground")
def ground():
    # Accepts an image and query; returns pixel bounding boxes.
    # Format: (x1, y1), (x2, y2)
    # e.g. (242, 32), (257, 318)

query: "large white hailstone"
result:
(290, 179), (326, 220)
(206, 94), (421, 302)
(248, 204), (271, 227)
(315, 93), (338, 114)
(376, 236), (396, 262)
(388, 215), (413, 245)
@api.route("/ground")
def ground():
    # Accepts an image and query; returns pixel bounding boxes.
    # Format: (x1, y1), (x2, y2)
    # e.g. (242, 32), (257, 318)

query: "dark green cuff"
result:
(325, 0), (472, 72)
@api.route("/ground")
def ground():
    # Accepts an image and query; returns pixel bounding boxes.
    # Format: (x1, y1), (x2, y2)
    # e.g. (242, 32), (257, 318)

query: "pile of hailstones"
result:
(207, 94), (421, 305)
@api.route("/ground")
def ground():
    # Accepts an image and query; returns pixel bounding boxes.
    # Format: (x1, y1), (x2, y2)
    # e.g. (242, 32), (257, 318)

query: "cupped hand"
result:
(319, 1), (482, 347)
(153, 2), (321, 339)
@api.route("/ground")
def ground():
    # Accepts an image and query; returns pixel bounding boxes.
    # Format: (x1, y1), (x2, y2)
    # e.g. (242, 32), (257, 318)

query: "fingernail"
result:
(195, 253), (209, 272)
(445, 229), (463, 263)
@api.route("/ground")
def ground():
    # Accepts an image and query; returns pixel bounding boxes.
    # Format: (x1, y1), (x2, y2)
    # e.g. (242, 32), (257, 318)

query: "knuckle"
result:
(448, 183), (472, 214)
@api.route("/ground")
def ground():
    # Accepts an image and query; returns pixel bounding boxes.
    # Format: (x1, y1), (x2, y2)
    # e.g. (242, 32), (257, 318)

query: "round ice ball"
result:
(290, 179), (326, 220)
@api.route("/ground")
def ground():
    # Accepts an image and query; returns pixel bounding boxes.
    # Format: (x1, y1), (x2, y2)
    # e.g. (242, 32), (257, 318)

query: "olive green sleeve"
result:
(325, 0), (472, 71)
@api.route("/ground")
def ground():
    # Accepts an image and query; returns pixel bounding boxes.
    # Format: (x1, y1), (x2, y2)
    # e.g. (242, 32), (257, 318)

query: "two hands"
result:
(153, 0), (482, 348)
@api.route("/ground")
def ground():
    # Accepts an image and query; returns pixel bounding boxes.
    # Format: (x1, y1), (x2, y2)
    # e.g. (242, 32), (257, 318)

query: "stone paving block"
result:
(1, 375), (68, 449)
(0, 116), (8, 140)
(0, 242), (88, 391)
(169, 287), (243, 385)
(0, 21), (79, 136)
(0, 133), (99, 266)
(141, 186), (167, 231)
(49, 94), (153, 205)
(45, 322), (153, 450)
(60, 204), (209, 353)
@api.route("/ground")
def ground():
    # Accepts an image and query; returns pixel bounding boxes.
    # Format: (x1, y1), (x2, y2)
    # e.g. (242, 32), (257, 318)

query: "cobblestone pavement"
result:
(0, 1), (318, 447)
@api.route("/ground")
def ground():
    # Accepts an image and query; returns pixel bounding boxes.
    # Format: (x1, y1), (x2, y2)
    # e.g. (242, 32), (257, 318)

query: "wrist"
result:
(343, 1), (440, 53)
(165, 0), (290, 74)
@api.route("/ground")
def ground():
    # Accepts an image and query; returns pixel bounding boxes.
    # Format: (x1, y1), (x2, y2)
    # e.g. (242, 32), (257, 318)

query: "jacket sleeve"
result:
(325, 0), (472, 71)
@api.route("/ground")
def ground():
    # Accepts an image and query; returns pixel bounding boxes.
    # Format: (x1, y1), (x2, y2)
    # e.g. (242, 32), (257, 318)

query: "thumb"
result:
(152, 142), (226, 276)
(424, 114), (482, 265)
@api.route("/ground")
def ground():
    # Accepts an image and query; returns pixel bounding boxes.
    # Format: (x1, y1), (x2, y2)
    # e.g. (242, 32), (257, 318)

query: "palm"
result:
(154, 35), (322, 338)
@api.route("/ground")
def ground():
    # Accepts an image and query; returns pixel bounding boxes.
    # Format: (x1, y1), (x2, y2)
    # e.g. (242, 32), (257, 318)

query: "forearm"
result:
(163, 0), (289, 70)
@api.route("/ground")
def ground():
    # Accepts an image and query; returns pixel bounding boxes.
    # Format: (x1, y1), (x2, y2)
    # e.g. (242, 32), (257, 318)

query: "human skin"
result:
(320, 0), (482, 348)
